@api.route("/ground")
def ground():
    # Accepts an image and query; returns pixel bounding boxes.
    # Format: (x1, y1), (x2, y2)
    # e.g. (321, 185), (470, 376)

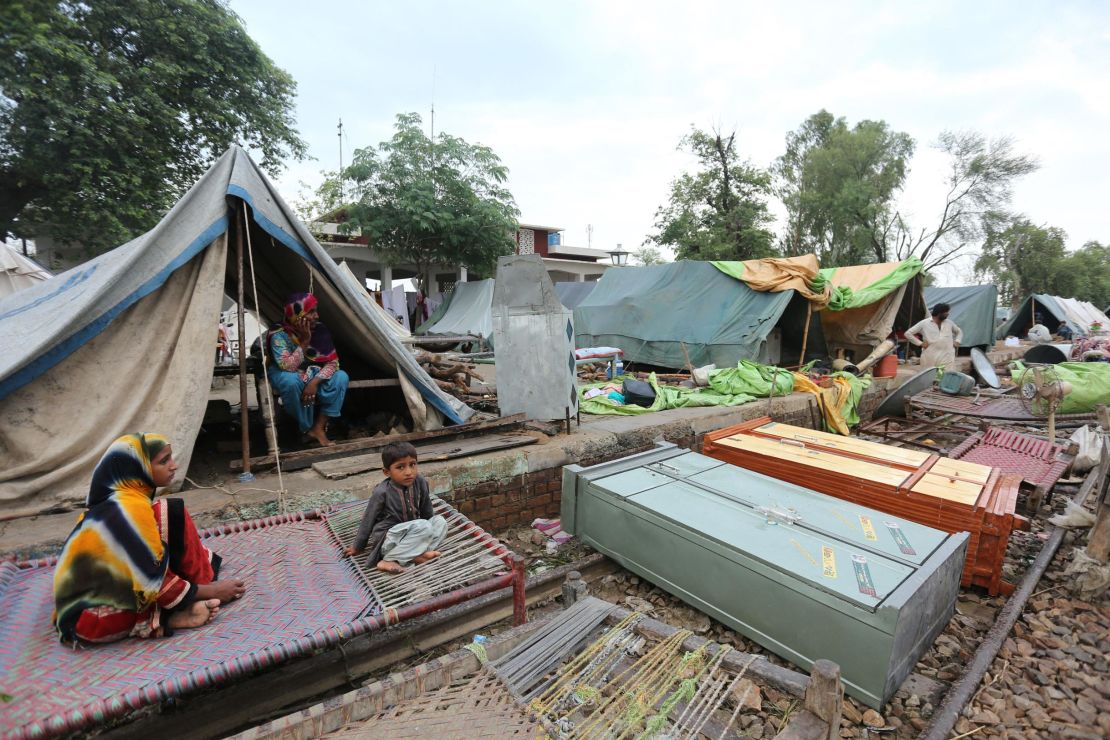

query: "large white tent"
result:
(0, 242), (51, 298)
(0, 146), (472, 515)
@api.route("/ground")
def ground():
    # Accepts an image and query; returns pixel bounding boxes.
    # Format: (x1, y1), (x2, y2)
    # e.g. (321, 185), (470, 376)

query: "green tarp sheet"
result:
(578, 362), (795, 416)
(816, 257), (923, 311)
(416, 278), (494, 340)
(1008, 361), (1110, 414)
(924, 285), (999, 349)
(573, 262), (794, 369)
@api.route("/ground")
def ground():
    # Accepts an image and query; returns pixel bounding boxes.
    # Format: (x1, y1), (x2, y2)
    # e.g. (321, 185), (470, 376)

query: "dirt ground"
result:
(497, 480), (1110, 739)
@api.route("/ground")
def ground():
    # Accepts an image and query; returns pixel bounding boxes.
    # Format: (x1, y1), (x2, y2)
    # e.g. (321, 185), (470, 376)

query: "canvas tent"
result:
(923, 284), (999, 349)
(416, 278), (494, 342)
(997, 294), (1107, 339)
(0, 146), (472, 515)
(573, 261), (820, 369)
(554, 281), (597, 310)
(816, 259), (926, 361)
(0, 242), (51, 298)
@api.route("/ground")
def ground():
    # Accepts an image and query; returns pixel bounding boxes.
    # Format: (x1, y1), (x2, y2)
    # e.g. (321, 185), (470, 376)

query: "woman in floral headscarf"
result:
(267, 293), (349, 447)
(53, 434), (247, 643)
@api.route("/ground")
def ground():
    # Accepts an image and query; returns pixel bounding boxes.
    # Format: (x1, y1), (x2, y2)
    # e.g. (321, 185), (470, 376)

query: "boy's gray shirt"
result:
(353, 474), (434, 564)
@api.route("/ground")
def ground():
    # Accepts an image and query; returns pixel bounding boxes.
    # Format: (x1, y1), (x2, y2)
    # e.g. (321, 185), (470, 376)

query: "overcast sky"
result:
(231, 0), (1110, 284)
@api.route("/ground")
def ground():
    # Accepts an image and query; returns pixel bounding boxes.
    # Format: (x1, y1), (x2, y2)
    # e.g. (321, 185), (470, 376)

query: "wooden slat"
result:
(311, 434), (538, 480)
(911, 474), (983, 505)
(930, 457), (992, 484)
(755, 421), (931, 467)
(715, 435), (910, 487)
(231, 414), (527, 473)
(347, 378), (402, 389)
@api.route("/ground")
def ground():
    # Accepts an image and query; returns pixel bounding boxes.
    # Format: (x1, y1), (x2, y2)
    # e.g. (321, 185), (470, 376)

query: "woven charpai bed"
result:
(0, 498), (518, 739)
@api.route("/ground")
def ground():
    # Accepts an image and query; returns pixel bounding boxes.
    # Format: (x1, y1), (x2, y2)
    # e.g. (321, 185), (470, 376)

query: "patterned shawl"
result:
(282, 292), (338, 364)
(53, 434), (171, 641)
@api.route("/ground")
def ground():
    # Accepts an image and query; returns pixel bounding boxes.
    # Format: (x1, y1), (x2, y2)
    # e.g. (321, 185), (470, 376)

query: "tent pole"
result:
(798, 301), (813, 366)
(236, 205), (252, 477)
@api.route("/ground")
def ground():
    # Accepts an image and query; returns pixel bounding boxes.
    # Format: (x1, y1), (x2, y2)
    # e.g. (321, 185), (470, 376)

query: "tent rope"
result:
(242, 201), (288, 513)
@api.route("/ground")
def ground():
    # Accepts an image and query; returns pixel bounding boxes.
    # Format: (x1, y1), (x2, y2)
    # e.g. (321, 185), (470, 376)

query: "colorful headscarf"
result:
(54, 433), (171, 640)
(281, 292), (338, 364)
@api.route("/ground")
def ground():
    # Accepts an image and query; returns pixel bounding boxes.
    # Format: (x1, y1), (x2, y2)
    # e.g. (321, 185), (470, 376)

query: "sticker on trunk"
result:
(851, 554), (878, 597)
(821, 545), (837, 579)
(858, 515), (878, 541)
(884, 521), (917, 555)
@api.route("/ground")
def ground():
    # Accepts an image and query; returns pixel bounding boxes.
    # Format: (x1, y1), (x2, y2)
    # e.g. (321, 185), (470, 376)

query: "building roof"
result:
(518, 222), (564, 233)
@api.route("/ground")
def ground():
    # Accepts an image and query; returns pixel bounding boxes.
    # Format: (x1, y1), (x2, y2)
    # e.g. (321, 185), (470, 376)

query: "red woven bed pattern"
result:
(0, 512), (372, 739)
(948, 427), (1071, 490)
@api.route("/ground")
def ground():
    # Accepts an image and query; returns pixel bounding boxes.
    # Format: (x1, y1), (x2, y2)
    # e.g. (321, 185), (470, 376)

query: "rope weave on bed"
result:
(324, 497), (512, 613)
(322, 670), (542, 739)
(0, 502), (517, 740)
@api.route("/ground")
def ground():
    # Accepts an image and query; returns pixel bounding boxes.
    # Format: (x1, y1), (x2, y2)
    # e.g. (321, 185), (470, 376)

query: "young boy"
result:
(344, 442), (447, 573)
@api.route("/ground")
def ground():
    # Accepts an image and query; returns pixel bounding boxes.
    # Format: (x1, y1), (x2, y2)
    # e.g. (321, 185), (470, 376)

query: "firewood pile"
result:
(577, 364), (694, 386)
(416, 351), (489, 402)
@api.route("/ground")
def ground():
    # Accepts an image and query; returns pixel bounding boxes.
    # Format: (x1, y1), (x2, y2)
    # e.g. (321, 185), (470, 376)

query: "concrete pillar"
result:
(575, 272), (585, 282)
(457, 265), (468, 283)
(380, 264), (392, 292)
(426, 271), (439, 295)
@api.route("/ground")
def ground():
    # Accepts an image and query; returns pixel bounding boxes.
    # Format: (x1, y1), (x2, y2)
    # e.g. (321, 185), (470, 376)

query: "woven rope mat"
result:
(322, 671), (542, 739)
(325, 498), (512, 613)
(949, 427), (1071, 488)
(910, 389), (1096, 422)
(0, 514), (372, 739)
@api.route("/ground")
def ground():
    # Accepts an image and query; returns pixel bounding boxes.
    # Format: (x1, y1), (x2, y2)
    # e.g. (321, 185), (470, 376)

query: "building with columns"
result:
(513, 223), (612, 282)
(314, 219), (613, 292)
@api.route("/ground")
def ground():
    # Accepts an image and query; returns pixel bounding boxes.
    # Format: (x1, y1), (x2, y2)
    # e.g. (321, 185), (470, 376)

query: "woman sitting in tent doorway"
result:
(268, 293), (349, 447)
(53, 433), (247, 643)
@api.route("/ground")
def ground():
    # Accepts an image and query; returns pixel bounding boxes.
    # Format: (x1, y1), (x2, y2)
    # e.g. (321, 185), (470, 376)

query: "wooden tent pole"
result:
(236, 204), (252, 477)
(798, 301), (813, 366)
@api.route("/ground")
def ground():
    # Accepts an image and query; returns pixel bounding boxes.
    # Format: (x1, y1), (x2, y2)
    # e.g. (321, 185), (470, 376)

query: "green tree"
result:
(632, 245), (666, 265)
(974, 216), (1068, 307)
(775, 111), (914, 266)
(1054, 241), (1110, 307)
(340, 113), (519, 286)
(0, 0), (306, 256)
(648, 127), (776, 261)
(892, 132), (1038, 271)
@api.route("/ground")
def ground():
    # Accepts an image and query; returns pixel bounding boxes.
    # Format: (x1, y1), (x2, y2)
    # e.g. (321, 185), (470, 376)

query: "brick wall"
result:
(447, 406), (821, 530)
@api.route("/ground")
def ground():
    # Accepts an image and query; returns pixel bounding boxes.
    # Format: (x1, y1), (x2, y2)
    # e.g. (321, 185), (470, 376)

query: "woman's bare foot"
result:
(376, 560), (404, 574)
(197, 579), (246, 604)
(305, 427), (334, 447)
(412, 550), (442, 565)
(167, 599), (221, 630)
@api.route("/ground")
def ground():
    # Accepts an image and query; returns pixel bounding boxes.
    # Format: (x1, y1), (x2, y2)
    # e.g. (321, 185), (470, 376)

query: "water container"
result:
(938, 371), (976, 396)
(874, 354), (898, 378)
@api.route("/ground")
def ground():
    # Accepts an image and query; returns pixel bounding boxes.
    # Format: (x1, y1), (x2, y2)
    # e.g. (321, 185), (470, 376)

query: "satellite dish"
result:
(970, 348), (1000, 389)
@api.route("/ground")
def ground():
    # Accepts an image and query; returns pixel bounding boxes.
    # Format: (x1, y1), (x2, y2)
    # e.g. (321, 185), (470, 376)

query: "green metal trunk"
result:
(561, 443), (968, 709)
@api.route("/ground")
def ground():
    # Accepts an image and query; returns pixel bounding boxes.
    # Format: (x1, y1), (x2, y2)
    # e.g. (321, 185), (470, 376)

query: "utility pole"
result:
(586, 224), (594, 249)
(337, 118), (344, 201)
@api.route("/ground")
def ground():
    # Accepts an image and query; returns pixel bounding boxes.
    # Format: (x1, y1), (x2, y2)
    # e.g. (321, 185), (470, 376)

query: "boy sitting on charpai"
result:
(344, 442), (446, 573)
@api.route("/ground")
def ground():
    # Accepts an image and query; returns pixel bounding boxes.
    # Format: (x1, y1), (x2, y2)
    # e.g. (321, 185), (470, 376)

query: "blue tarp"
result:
(0, 146), (472, 512)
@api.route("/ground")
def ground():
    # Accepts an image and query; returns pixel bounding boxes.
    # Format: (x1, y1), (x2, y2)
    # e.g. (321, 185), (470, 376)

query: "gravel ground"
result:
(500, 480), (1109, 739)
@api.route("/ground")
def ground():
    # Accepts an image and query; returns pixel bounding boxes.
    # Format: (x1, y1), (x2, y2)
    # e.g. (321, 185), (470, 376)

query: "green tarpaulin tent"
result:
(573, 262), (814, 369)
(923, 285), (998, 349)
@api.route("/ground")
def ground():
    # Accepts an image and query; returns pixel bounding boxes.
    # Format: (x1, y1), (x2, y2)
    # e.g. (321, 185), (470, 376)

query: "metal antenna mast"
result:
(337, 117), (344, 201)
